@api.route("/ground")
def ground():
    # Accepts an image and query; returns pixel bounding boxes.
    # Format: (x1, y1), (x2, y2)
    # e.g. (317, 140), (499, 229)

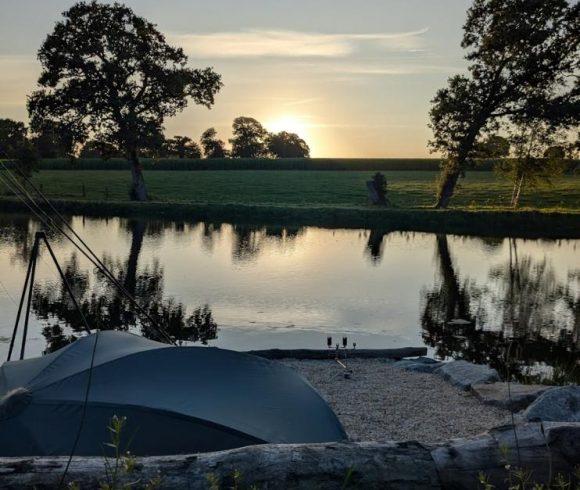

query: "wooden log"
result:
(0, 441), (439, 490)
(244, 347), (427, 360)
(1, 423), (578, 489)
(431, 422), (580, 489)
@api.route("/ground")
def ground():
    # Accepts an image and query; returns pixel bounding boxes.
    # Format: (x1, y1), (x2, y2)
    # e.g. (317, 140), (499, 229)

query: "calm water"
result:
(0, 213), (578, 382)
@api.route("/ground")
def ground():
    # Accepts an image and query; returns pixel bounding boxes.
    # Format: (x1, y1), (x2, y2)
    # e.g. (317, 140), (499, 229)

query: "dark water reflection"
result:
(0, 213), (577, 383)
(421, 235), (578, 383)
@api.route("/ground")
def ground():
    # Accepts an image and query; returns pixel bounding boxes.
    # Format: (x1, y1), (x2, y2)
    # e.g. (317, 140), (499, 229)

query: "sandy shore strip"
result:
(282, 358), (510, 443)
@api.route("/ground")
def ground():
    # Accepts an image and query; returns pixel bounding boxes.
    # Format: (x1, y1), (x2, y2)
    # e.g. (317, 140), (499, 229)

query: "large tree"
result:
(200, 127), (228, 158)
(496, 121), (568, 207)
(29, 120), (76, 159)
(165, 136), (202, 159)
(229, 117), (269, 158)
(267, 131), (310, 158)
(28, 1), (222, 200)
(429, 0), (579, 208)
(0, 118), (27, 152)
(0, 118), (39, 179)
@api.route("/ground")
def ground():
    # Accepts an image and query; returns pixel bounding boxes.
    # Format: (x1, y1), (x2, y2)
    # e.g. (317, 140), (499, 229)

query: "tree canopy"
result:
(267, 131), (310, 158)
(473, 135), (510, 159)
(229, 117), (269, 158)
(429, 0), (579, 208)
(0, 118), (38, 179)
(79, 139), (122, 159)
(30, 120), (76, 159)
(27, 1), (222, 199)
(200, 127), (229, 158)
(165, 136), (202, 159)
(0, 118), (27, 153)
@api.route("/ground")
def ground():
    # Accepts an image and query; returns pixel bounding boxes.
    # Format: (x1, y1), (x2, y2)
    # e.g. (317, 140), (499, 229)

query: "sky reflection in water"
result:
(0, 213), (577, 382)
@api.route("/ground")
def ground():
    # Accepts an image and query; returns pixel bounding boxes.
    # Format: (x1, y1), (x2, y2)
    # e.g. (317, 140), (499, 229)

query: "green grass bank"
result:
(1, 169), (578, 238)
(1, 197), (578, 238)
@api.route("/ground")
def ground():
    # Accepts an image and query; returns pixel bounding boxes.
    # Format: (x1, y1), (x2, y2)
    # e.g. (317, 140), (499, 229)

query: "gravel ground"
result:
(282, 358), (510, 443)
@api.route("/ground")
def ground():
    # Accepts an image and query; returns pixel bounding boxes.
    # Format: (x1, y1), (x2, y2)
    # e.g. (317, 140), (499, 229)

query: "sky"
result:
(0, 0), (472, 157)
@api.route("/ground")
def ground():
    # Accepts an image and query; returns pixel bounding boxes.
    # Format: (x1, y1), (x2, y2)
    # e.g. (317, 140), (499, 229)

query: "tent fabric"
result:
(0, 331), (346, 456)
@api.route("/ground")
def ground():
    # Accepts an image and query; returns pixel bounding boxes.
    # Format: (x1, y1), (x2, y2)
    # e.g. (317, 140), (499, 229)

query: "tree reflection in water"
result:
(32, 219), (217, 353)
(365, 229), (390, 264)
(421, 235), (579, 383)
(0, 213), (67, 266)
(231, 224), (303, 262)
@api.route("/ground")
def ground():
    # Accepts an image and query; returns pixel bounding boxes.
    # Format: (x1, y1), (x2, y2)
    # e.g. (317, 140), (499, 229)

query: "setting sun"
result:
(265, 115), (310, 138)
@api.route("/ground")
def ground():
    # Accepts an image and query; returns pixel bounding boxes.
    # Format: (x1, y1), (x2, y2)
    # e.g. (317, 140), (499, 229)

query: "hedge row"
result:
(15, 157), (579, 172)
(37, 157), (454, 171)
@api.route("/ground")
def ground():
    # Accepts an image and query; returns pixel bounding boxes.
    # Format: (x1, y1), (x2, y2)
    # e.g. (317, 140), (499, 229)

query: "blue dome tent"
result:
(0, 331), (346, 456)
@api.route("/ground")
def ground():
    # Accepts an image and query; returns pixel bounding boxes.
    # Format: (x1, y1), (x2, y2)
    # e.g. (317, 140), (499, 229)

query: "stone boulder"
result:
(435, 360), (500, 391)
(393, 357), (443, 373)
(472, 382), (553, 411)
(523, 386), (580, 422)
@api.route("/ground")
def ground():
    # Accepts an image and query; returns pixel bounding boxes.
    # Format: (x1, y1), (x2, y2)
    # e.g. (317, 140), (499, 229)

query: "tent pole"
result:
(19, 232), (41, 360)
(6, 235), (37, 362)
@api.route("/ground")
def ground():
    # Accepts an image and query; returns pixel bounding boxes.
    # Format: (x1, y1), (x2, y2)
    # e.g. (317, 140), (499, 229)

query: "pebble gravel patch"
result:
(283, 358), (510, 443)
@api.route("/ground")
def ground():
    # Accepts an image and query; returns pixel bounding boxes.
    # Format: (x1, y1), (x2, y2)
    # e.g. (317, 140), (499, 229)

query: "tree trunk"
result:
(129, 150), (148, 201)
(435, 165), (461, 209)
(510, 178), (518, 207)
(512, 174), (524, 208)
(1, 423), (578, 489)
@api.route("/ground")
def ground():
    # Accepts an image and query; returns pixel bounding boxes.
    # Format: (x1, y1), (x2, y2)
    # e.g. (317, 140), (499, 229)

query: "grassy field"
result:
(3, 169), (578, 211)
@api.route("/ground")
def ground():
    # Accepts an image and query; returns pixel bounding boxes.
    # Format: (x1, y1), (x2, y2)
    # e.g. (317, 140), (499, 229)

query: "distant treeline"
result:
(33, 157), (580, 172)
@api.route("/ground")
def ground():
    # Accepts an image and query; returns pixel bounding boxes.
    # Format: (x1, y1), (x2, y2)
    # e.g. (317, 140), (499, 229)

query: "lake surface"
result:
(0, 213), (578, 382)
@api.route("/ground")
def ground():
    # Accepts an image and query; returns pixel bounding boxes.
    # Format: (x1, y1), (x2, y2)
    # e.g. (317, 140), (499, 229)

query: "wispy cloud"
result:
(330, 63), (466, 76)
(170, 28), (428, 59)
(282, 97), (321, 107)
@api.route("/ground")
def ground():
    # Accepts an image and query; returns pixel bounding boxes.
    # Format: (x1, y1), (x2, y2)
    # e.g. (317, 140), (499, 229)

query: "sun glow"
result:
(265, 115), (310, 138)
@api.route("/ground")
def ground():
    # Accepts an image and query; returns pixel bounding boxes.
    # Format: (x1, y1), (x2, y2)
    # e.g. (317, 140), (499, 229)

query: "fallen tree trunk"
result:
(244, 347), (427, 360)
(0, 423), (577, 489)
(432, 422), (580, 489)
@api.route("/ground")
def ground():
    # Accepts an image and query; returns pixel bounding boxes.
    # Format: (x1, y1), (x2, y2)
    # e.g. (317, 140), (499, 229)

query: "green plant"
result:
(342, 468), (355, 489)
(99, 415), (161, 490)
(478, 471), (495, 489)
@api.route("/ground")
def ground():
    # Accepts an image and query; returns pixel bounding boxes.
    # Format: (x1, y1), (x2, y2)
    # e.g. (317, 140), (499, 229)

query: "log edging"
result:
(0, 423), (578, 489)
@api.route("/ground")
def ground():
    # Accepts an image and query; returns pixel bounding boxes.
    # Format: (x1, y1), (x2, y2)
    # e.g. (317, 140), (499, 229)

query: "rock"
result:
(435, 360), (499, 391)
(393, 357), (443, 373)
(472, 382), (553, 411)
(523, 386), (580, 422)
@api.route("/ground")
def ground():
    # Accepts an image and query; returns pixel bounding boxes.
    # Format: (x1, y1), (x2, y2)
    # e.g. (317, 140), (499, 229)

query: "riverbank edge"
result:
(1, 197), (579, 238)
